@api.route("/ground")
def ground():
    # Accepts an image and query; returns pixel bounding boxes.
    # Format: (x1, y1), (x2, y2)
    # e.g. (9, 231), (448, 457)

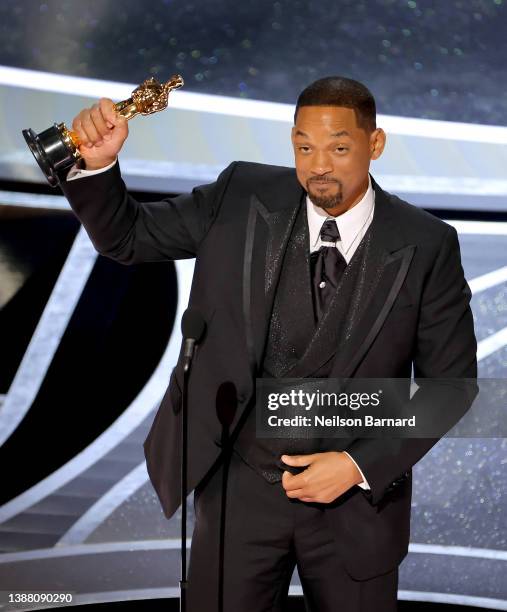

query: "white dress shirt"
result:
(306, 174), (375, 264)
(68, 161), (374, 490)
(66, 158), (118, 181)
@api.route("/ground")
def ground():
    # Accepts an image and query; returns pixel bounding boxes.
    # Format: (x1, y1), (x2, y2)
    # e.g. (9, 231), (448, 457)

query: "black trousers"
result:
(187, 448), (398, 612)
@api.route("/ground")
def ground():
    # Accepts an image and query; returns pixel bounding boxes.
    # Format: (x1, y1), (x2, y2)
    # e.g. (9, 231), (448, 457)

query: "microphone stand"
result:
(178, 309), (205, 612)
(215, 381), (238, 612)
(180, 356), (192, 612)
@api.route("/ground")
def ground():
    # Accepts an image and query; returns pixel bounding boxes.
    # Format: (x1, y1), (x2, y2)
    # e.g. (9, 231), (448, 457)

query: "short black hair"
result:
(294, 76), (376, 133)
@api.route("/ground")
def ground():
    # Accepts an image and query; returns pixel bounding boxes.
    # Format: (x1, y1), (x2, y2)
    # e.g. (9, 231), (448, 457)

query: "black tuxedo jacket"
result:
(61, 159), (477, 580)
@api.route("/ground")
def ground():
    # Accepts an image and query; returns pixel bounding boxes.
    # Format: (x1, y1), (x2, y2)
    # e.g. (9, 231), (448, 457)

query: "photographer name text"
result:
(267, 415), (416, 427)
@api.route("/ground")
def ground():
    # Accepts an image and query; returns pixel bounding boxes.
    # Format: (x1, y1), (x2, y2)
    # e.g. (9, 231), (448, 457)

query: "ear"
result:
(370, 127), (386, 160)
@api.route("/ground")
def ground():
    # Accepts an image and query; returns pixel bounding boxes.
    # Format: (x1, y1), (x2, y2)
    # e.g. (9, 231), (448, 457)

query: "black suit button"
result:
(386, 472), (410, 495)
(386, 482), (397, 494)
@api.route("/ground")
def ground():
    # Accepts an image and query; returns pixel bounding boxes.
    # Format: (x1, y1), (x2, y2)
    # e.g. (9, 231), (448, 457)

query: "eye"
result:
(335, 147), (348, 153)
(298, 146), (311, 153)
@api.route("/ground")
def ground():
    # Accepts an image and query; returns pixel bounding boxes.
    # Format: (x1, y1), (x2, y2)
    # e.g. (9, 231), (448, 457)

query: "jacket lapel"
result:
(329, 176), (416, 378)
(242, 176), (305, 375)
(328, 243), (415, 378)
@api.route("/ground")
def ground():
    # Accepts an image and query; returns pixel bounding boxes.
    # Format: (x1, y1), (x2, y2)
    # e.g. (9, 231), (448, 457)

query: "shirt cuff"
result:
(343, 451), (371, 490)
(66, 157), (117, 181)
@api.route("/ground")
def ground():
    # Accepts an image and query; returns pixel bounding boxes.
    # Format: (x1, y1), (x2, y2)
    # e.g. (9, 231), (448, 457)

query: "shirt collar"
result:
(306, 174), (375, 253)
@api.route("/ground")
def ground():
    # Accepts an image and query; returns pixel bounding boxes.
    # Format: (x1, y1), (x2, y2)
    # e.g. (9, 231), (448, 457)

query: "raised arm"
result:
(59, 97), (236, 264)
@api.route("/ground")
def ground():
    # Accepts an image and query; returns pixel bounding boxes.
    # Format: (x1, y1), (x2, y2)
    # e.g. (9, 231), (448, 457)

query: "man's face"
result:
(291, 105), (385, 215)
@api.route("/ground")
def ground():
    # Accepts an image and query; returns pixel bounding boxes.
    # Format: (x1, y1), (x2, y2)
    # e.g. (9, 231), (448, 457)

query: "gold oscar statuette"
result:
(22, 74), (184, 187)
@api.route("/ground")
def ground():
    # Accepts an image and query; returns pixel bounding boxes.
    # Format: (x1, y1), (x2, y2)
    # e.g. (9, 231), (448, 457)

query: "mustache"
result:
(308, 177), (340, 183)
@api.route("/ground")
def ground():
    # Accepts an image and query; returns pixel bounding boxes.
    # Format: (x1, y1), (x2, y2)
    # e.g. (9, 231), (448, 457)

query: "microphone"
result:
(181, 308), (206, 373)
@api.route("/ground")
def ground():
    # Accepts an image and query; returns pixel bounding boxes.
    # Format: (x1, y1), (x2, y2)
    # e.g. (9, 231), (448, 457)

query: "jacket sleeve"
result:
(345, 224), (478, 505)
(59, 159), (237, 264)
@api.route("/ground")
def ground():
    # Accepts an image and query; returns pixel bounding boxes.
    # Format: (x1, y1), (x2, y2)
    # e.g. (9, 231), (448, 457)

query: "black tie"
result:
(310, 219), (347, 321)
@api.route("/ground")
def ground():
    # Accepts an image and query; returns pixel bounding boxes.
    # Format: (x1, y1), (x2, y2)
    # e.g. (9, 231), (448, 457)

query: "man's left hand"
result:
(281, 451), (363, 503)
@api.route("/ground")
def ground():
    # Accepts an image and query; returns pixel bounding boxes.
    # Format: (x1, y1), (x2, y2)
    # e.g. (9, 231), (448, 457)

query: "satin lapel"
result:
(330, 175), (416, 378)
(331, 244), (415, 378)
(242, 190), (304, 375)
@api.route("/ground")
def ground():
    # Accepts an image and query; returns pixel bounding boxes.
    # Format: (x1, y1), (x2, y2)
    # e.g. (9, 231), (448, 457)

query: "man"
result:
(60, 76), (477, 611)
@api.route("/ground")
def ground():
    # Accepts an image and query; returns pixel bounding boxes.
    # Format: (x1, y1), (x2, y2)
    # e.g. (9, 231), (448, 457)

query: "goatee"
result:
(306, 179), (343, 210)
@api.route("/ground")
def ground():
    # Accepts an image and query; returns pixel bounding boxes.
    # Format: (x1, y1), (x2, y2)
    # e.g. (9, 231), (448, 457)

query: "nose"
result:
(309, 150), (333, 176)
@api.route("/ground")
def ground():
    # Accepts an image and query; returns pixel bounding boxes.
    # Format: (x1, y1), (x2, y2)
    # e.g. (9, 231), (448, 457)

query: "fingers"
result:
(286, 488), (306, 499)
(281, 464), (324, 501)
(89, 103), (109, 143)
(281, 469), (309, 491)
(98, 97), (130, 140)
(282, 472), (314, 501)
(91, 104), (111, 142)
(281, 454), (314, 467)
(73, 109), (101, 148)
(282, 475), (332, 503)
(71, 114), (88, 148)
(72, 98), (115, 147)
(98, 97), (117, 129)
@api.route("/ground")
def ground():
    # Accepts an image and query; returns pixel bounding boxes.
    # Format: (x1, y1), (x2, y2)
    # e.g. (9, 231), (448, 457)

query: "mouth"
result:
(309, 181), (337, 187)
